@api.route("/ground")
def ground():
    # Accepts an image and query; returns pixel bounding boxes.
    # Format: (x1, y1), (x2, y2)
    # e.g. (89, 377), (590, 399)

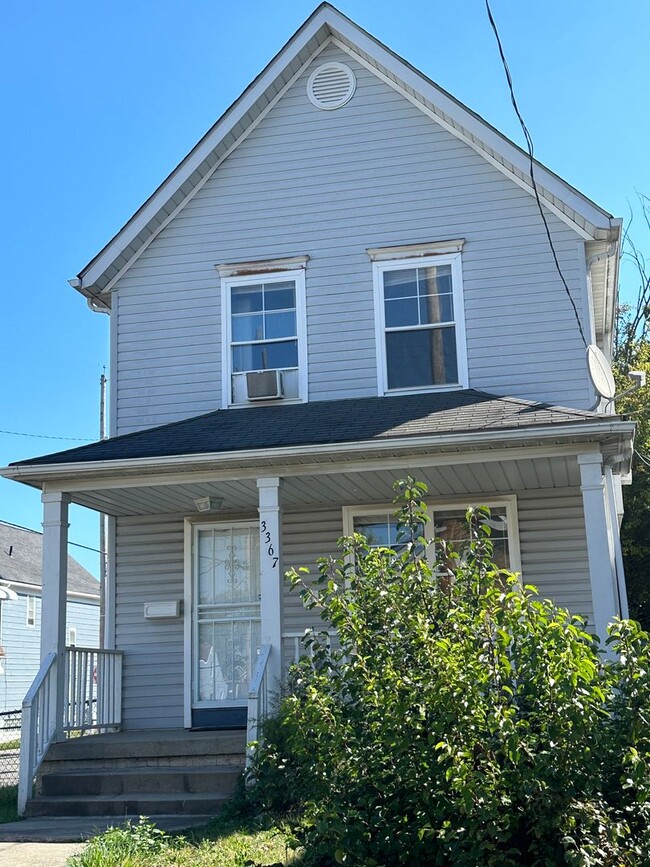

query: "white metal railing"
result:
(18, 651), (57, 815)
(64, 647), (123, 733)
(246, 643), (272, 768)
(282, 630), (336, 666)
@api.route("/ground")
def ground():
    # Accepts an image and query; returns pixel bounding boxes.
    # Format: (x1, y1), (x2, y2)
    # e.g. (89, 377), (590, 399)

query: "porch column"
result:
(41, 491), (70, 741)
(577, 454), (619, 642)
(257, 478), (283, 690)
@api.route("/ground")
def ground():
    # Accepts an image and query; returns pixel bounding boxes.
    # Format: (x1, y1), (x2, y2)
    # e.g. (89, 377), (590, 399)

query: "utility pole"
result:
(99, 370), (107, 647)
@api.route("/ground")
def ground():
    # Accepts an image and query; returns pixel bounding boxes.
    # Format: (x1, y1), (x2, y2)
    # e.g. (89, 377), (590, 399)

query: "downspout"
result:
(604, 454), (630, 619)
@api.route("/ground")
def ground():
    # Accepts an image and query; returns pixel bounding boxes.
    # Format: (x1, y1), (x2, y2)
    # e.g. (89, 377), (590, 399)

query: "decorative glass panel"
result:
(195, 526), (261, 704)
(386, 327), (458, 389)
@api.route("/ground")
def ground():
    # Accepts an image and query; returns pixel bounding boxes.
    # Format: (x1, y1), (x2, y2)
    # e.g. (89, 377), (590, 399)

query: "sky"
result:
(0, 0), (648, 577)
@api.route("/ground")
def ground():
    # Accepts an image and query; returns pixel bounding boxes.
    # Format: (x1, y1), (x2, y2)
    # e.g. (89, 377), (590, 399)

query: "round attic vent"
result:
(307, 62), (356, 110)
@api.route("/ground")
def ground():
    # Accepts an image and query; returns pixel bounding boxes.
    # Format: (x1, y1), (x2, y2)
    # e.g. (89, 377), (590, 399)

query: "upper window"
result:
(221, 267), (307, 407)
(372, 253), (467, 394)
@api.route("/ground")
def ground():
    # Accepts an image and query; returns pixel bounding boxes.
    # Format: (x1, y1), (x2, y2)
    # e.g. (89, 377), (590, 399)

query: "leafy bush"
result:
(247, 479), (650, 866)
(68, 816), (179, 867)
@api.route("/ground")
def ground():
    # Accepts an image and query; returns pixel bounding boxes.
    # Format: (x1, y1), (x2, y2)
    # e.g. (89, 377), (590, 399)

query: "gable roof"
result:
(73, 3), (620, 331)
(0, 521), (100, 599)
(7, 390), (631, 472)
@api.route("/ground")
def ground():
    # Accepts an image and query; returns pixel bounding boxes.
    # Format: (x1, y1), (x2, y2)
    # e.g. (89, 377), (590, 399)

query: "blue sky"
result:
(1, 0), (648, 576)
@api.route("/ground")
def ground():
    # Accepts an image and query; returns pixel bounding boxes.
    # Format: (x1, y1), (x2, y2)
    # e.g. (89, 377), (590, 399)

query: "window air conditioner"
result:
(246, 369), (284, 401)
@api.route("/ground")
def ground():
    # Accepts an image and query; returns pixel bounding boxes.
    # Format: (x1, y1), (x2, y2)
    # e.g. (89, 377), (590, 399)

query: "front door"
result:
(191, 522), (261, 728)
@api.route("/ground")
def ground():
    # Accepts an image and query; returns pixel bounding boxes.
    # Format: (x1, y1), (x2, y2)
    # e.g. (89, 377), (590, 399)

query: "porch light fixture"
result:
(194, 496), (223, 513)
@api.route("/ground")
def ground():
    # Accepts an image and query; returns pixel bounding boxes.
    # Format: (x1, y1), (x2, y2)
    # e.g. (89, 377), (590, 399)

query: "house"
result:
(0, 521), (99, 713)
(0, 3), (634, 820)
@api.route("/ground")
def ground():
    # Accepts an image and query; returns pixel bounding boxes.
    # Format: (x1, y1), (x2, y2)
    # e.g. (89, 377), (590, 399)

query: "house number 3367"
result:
(260, 520), (279, 568)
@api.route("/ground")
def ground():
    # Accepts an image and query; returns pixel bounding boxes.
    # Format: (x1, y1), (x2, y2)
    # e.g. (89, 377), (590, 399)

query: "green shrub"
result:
(247, 479), (650, 866)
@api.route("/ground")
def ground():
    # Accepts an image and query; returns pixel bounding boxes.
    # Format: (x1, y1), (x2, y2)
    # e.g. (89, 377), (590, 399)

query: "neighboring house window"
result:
(66, 627), (77, 646)
(26, 595), (36, 627)
(221, 266), (307, 406)
(344, 498), (520, 573)
(372, 252), (467, 394)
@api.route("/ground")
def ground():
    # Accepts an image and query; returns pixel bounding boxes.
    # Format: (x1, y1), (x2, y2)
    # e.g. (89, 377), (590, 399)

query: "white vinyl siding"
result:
(112, 44), (592, 435)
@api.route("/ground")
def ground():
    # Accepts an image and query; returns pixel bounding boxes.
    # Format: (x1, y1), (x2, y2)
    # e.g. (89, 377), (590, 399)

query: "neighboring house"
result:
(0, 4), (635, 818)
(0, 521), (100, 712)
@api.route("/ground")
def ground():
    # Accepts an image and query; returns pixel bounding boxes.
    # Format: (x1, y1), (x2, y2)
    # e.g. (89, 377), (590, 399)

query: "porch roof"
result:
(8, 390), (622, 470)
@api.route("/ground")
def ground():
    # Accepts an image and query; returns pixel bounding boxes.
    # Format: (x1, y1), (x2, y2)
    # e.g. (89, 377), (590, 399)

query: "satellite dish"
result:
(587, 344), (616, 400)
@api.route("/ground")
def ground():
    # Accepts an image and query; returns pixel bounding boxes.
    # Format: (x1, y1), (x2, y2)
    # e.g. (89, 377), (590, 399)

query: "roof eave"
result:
(1, 419), (636, 489)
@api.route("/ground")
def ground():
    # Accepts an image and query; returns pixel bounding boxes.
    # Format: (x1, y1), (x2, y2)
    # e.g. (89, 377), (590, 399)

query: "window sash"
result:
(372, 253), (467, 394)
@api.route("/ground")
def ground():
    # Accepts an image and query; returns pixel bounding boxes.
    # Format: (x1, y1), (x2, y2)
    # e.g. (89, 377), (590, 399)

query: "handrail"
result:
(246, 643), (272, 768)
(18, 651), (57, 816)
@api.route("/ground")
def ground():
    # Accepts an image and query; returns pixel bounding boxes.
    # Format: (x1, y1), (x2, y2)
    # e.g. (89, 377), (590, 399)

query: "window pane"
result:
(354, 517), (391, 547)
(385, 297), (419, 327)
(265, 311), (296, 339)
(232, 340), (298, 372)
(383, 269), (417, 300)
(418, 292), (454, 324)
(418, 264), (452, 297)
(386, 326), (458, 389)
(435, 507), (510, 569)
(264, 282), (295, 311)
(231, 285), (263, 314)
(232, 313), (264, 342)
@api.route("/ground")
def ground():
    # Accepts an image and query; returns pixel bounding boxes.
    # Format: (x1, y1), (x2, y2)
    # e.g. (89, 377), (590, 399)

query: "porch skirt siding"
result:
(113, 486), (593, 731)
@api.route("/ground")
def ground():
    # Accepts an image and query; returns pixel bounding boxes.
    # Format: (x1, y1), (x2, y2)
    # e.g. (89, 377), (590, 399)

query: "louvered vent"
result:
(307, 62), (356, 110)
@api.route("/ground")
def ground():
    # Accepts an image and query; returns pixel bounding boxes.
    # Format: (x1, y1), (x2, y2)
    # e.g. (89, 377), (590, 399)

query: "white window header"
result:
(366, 239), (465, 262)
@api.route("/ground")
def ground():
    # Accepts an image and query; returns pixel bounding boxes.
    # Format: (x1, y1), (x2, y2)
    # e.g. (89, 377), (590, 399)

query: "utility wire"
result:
(484, 0), (588, 348)
(0, 429), (93, 442)
(0, 519), (105, 556)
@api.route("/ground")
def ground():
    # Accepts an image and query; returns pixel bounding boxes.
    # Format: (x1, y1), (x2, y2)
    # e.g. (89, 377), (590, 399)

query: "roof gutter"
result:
(68, 277), (111, 314)
(0, 419), (636, 485)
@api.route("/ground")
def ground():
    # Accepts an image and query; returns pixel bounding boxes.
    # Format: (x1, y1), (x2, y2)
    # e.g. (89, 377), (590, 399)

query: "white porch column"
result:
(577, 454), (619, 642)
(41, 491), (70, 741)
(257, 478), (283, 690)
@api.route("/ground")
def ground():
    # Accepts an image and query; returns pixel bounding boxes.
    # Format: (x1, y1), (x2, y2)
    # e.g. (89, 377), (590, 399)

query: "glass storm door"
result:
(193, 524), (261, 713)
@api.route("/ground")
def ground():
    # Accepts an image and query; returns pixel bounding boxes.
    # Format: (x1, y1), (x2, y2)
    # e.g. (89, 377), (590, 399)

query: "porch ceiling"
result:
(68, 453), (582, 517)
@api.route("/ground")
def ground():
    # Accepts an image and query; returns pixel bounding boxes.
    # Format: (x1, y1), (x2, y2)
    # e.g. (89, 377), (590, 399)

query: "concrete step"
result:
(25, 792), (229, 818)
(40, 765), (243, 797)
(44, 729), (247, 763)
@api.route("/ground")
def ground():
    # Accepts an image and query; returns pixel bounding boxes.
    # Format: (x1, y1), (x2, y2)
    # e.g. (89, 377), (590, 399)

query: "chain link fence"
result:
(0, 710), (21, 787)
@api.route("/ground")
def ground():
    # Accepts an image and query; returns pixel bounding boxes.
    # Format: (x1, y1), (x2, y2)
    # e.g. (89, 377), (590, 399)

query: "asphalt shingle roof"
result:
(0, 522), (100, 597)
(13, 390), (607, 469)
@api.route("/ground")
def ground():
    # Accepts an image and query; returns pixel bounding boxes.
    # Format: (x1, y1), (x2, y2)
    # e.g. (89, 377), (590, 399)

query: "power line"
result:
(484, 0), (588, 349)
(0, 429), (93, 442)
(0, 520), (105, 556)
(635, 449), (650, 469)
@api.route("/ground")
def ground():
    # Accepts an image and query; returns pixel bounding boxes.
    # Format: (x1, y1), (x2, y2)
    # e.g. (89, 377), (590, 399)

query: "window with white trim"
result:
(66, 626), (77, 646)
(344, 498), (519, 573)
(26, 595), (36, 628)
(222, 268), (307, 406)
(372, 253), (467, 393)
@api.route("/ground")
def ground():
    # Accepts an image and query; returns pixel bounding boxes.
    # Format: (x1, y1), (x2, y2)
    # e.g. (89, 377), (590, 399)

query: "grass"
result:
(0, 785), (19, 823)
(67, 815), (300, 867)
(0, 738), (20, 751)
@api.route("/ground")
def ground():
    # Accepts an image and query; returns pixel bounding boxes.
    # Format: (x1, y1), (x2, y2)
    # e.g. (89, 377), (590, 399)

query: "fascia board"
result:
(77, 7), (333, 292)
(0, 420), (636, 486)
(3, 579), (100, 602)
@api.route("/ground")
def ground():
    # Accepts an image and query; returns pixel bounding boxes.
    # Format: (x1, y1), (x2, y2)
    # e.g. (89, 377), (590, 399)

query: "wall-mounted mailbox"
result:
(144, 600), (182, 620)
